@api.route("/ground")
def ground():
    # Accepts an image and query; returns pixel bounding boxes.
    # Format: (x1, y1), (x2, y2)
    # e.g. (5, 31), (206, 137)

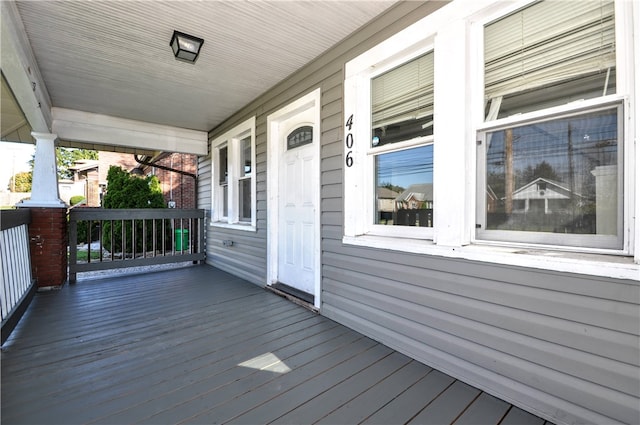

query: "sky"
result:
(0, 142), (35, 192)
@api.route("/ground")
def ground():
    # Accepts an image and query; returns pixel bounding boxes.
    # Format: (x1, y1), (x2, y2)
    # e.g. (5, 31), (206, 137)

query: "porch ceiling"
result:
(9, 0), (396, 137)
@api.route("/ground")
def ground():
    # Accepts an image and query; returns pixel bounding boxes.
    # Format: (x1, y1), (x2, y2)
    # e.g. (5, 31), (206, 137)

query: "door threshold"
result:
(267, 283), (317, 312)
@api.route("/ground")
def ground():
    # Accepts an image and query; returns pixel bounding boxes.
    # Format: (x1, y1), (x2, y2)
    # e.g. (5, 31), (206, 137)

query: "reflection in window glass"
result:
(240, 137), (251, 176)
(375, 144), (433, 227)
(219, 146), (228, 217)
(372, 52), (434, 147)
(219, 146), (228, 184)
(222, 185), (228, 218)
(239, 179), (251, 222)
(485, 109), (619, 236)
(239, 136), (252, 222)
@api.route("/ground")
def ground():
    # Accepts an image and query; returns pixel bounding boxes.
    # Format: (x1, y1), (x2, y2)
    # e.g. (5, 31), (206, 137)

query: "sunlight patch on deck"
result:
(238, 352), (292, 373)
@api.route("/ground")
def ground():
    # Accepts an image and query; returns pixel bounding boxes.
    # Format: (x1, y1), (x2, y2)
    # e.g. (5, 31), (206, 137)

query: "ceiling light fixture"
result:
(170, 30), (204, 63)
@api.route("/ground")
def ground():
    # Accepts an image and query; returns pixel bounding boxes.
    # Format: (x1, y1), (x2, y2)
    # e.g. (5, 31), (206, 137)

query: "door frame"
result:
(266, 88), (321, 309)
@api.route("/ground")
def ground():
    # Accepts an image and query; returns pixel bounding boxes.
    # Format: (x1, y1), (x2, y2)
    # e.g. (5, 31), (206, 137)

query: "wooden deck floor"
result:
(1, 265), (552, 425)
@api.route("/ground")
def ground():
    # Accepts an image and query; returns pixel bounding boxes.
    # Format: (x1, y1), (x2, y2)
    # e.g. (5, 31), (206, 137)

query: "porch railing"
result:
(68, 208), (206, 283)
(1, 209), (36, 344)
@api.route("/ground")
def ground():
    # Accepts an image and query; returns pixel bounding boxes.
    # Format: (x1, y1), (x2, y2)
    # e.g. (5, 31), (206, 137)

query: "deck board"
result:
(290, 360), (432, 425)
(408, 380), (481, 424)
(1, 264), (551, 425)
(453, 392), (511, 424)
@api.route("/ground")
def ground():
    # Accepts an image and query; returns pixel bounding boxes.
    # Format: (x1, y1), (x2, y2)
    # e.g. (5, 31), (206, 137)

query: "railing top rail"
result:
(69, 208), (205, 220)
(1, 209), (31, 231)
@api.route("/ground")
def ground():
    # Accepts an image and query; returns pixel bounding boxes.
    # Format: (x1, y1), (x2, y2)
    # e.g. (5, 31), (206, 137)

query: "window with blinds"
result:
(371, 51), (434, 146)
(478, 0), (624, 250)
(484, 0), (616, 120)
(370, 51), (435, 229)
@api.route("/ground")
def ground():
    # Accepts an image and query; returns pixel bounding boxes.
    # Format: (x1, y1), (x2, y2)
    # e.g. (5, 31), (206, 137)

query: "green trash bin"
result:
(175, 229), (189, 251)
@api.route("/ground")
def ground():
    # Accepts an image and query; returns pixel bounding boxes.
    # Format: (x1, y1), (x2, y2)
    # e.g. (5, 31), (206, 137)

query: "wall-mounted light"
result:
(170, 30), (204, 63)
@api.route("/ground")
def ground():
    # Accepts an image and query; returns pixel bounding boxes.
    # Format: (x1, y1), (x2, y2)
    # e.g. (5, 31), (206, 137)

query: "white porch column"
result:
(18, 132), (65, 208)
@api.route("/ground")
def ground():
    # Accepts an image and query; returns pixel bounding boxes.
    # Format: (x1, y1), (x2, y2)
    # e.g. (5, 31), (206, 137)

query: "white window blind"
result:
(485, 0), (615, 102)
(372, 52), (434, 130)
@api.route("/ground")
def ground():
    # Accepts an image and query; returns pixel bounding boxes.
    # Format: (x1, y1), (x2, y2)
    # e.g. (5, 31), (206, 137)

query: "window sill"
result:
(342, 235), (638, 281)
(210, 221), (256, 232)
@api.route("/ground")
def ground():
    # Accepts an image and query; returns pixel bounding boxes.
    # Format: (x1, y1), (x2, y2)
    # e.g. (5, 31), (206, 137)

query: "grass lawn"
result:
(75, 250), (102, 262)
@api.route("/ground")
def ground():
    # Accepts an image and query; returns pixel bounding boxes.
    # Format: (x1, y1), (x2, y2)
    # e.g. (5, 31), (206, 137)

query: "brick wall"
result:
(98, 152), (139, 184)
(28, 208), (68, 288)
(146, 153), (197, 209)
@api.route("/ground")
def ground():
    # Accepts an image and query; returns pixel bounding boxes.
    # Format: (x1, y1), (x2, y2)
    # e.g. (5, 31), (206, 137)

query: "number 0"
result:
(345, 133), (353, 149)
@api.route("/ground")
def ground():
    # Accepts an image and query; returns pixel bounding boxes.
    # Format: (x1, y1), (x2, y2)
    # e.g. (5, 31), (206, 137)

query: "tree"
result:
(29, 147), (98, 180)
(379, 182), (405, 193)
(101, 166), (166, 253)
(8, 171), (32, 192)
(520, 161), (559, 186)
(102, 166), (165, 209)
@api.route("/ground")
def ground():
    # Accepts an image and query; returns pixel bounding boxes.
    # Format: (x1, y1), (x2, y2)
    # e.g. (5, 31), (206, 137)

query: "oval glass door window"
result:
(287, 126), (313, 150)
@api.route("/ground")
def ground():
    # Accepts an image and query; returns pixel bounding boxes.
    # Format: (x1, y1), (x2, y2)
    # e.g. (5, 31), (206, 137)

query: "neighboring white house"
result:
(511, 177), (580, 214)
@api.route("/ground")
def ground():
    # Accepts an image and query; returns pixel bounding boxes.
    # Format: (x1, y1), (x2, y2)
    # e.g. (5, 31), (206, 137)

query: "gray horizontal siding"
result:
(197, 155), (211, 209)
(313, 3), (639, 425)
(197, 1), (639, 424)
(321, 266), (639, 424)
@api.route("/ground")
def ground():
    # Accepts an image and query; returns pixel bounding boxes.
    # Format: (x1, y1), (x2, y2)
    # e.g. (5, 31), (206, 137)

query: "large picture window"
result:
(211, 117), (256, 230)
(477, 0), (624, 250)
(478, 105), (622, 249)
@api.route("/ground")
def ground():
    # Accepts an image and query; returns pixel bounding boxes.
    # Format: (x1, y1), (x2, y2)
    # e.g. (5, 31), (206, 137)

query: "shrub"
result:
(101, 166), (166, 254)
(69, 195), (86, 206)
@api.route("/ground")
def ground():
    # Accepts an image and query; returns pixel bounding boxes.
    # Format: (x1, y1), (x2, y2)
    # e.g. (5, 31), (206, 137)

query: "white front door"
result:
(279, 109), (317, 295)
(267, 89), (321, 306)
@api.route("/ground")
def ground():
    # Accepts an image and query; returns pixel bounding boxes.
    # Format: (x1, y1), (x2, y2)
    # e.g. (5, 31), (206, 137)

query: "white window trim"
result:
(210, 116), (257, 231)
(344, 36), (435, 241)
(343, 0), (638, 280)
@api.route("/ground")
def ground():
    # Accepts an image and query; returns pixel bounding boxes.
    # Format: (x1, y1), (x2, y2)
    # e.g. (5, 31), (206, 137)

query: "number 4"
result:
(345, 114), (354, 131)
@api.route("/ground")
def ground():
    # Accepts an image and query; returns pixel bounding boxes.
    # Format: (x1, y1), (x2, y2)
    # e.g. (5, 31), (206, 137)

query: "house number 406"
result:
(345, 114), (354, 167)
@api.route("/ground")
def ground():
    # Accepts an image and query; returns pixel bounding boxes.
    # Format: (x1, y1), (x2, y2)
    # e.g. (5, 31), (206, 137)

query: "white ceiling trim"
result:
(12, 1), (396, 133)
(0, 1), (51, 133)
(52, 107), (208, 155)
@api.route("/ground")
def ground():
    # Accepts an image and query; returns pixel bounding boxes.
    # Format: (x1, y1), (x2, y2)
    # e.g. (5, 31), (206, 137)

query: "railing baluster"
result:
(1, 209), (35, 343)
(143, 219), (147, 258)
(99, 220), (103, 263)
(132, 219), (135, 259)
(152, 219), (157, 257)
(121, 219), (125, 259)
(87, 220), (92, 264)
(162, 218), (166, 256)
(110, 219), (114, 262)
(69, 214), (78, 283)
(66, 209), (205, 276)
